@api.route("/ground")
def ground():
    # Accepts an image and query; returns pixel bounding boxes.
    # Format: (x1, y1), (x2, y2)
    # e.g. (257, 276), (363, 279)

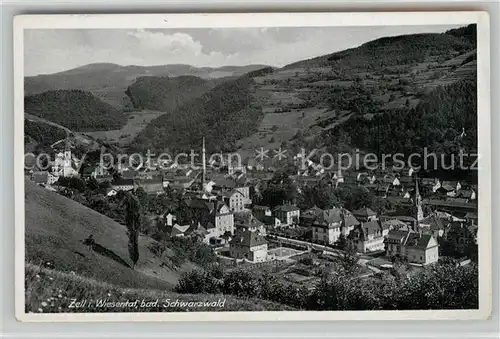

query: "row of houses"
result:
(302, 205), (440, 265)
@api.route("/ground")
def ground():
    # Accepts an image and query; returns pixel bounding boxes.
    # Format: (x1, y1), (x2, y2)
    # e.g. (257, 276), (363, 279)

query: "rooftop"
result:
(230, 230), (267, 247)
(353, 207), (377, 217)
(274, 204), (299, 213)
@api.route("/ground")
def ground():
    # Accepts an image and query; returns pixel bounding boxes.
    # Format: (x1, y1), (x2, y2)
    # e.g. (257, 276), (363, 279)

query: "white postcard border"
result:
(13, 11), (492, 322)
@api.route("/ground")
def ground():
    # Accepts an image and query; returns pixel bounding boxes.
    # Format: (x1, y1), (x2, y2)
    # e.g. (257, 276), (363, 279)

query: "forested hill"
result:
(445, 24), (477, 44)
(321, 76), (477, 157)
(125, 76), (217, 111)
(285, 31), (474, 70)
(129, 69), (274, 153)
(24, 90), (127, 131)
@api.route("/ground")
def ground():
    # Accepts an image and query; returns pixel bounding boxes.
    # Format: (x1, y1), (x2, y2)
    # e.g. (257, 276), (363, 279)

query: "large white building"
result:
(185, 197), (234, 239)
(385, 230), (439, 265)
(229, 230), (268, 262)
(219, 189), (247, 213)
(311, 207), (360, 245)
(51, 150), (78, 178)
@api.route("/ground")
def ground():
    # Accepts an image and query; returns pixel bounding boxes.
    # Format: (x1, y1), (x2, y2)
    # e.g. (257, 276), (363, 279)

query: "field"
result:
(83, 109), (165, 146)
(91, 87), (133, 108)
(24, 179), (194, 290)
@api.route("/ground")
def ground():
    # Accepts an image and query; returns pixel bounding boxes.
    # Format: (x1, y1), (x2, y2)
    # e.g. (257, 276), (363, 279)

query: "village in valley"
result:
(27, 135), (478, 288)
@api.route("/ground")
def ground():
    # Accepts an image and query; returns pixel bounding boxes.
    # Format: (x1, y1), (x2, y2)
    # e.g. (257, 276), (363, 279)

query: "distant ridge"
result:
(25, 63), (270, 93)
(25, 63), (271, 108)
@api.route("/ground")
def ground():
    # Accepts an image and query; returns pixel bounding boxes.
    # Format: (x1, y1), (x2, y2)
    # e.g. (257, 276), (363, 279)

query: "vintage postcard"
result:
(14, 12), (491, 322)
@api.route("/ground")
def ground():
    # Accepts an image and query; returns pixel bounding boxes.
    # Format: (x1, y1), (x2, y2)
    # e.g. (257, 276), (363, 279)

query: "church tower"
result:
(202, 137), (206, 191)
(58, 137), (73, 177)
(414, 174), (424, 225)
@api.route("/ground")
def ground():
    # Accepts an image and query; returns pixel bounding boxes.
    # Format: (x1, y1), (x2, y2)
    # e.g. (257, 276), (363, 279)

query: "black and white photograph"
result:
(14, 13), (491, 321)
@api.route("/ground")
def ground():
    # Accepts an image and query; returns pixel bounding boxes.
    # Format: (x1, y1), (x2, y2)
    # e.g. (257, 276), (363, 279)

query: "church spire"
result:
(414, 173), (424, 227)
(202, 137), (206, 190)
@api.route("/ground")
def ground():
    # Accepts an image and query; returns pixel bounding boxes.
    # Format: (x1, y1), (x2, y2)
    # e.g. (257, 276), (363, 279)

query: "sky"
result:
(24, 25), (465, 76)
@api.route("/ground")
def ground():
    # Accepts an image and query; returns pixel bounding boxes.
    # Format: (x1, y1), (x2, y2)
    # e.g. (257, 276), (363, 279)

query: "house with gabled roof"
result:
(229, 229), (268, 262)
(352, 207), (378, 222)
(218, 189), (247, 213)
(381, 218), (409, 231)
(437, 181), (462, 197)
(457, 189), (476, 201)
(184, 197), (234, 239)
(166, 176), (197, 191)
(419, 213), (446, 238)
(421, 177), (441, 192)
(273, 204), (300, 226)
(385, 229), (439, 265)
(311, 207), (360, 245)
(405, 233), (439, 265)
(234, 213), (266, 235)
(166, 223), (191, 237)
(381, 215), (418, 229)
(300, 206), (324, 228)
(184, 222), (211, 243)
(348, 220), (388, 253)
(442, 181), (462, 191)
(384, 175), (401, 186)
(445, 221), (478, 246)
(464, 212), (478, 225)
(212, 178), (250, 198)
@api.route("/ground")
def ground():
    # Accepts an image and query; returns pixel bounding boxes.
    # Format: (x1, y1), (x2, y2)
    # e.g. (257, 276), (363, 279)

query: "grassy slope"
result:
(83, 109), (166, 147)
(25, 179), (192, 289)
(25, 264), (294, 313)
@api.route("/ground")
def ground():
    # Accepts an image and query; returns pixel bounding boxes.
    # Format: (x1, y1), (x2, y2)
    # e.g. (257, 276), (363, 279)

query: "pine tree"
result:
(125, 193), (141, 268)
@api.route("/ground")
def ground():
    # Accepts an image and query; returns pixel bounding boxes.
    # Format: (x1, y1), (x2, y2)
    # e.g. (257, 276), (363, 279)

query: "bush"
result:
(175, 269), (222, 294)
(166, 236), (218, 268)
(174, 250), (478, 311)
(299, 257), (314, 266)
(223, 270), (261, 298)
(56, 177), (87, 192)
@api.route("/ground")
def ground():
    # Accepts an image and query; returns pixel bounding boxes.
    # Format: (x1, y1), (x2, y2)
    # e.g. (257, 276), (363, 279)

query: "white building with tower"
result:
(51, 149), (78, 178)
